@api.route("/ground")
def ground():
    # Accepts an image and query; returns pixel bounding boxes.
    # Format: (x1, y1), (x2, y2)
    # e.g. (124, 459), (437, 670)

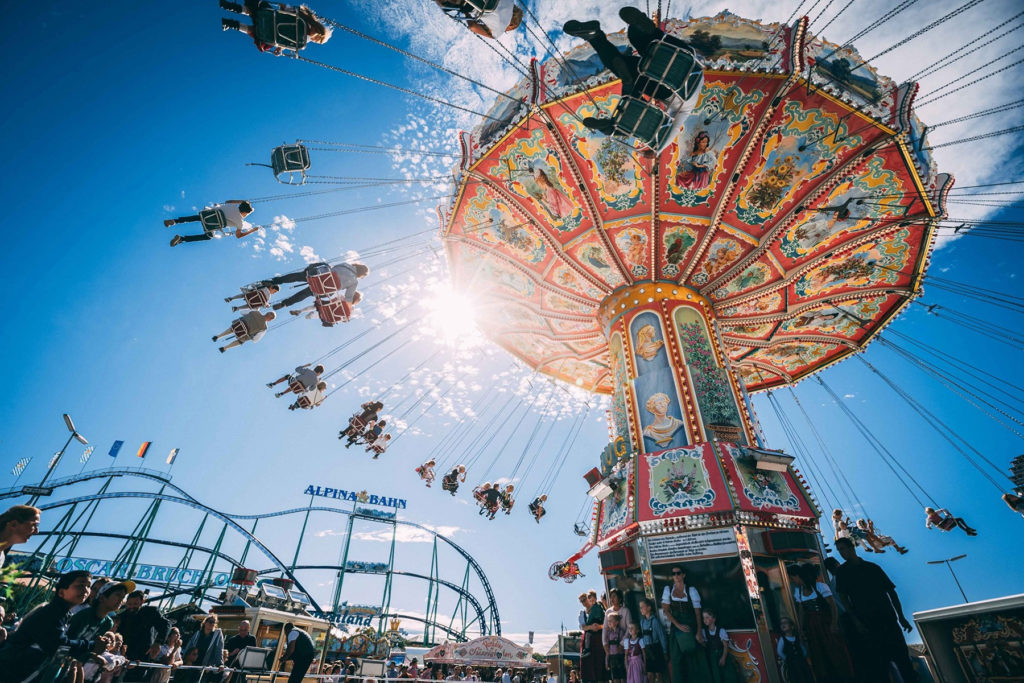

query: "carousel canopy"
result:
(425, 635), (544, 668)
(441, 12), (948, 393)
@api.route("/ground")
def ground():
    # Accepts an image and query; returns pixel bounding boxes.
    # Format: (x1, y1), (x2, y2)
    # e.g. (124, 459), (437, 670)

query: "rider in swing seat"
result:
(499, 484), (515, 515)
(416, 459), (437, 486)
(268, 364), (325, 398)
(433, 0), (523, 39)
(212, 310), (275, 353)
(288, 381), (327, 410)
(442, 466), (467, 495)
(226, 284), (280, 312)
(220, 1), (332, 54)
(925, 506), (978, 536)
(563, 7), (703, 153)
(167, 200), (260, 247)
(528, 494), (547, 523)
(368, 433), (392, 458)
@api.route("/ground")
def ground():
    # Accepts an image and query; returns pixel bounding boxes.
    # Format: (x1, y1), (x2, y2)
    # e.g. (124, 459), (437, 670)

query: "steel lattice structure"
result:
(1, 467), (499, 643)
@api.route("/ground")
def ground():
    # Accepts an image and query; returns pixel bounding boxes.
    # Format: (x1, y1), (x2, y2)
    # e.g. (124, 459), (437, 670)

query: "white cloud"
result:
(352, 522), (464, 544)
(299, 245), (320, 264)
(843, 393), (855, 399)
(162, 204), (175, 213)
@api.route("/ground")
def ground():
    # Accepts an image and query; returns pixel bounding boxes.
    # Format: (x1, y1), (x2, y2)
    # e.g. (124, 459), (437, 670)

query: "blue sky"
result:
(1, 1), (1023, 650)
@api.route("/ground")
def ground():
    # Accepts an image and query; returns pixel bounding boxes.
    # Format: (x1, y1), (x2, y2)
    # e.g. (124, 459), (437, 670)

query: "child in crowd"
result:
(623, 621), (646, 683)
(776, 617), (813, 683)
(701, 609), (736, 683)
(604, 612), (626, 683)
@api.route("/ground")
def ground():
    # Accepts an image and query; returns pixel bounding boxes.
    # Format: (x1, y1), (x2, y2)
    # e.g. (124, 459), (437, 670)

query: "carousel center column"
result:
(598, 281), (757, 454)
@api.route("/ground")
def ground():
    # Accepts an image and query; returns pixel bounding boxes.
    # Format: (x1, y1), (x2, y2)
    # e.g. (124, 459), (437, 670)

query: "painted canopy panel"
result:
(443, 11), (941, 394)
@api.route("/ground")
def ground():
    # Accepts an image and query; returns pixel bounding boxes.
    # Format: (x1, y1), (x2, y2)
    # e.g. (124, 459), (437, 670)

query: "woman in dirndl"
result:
(660, 565), (711, 683)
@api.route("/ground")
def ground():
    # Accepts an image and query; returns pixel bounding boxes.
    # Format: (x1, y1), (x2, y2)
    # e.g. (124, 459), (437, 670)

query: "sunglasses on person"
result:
(672, 571), (683, 576)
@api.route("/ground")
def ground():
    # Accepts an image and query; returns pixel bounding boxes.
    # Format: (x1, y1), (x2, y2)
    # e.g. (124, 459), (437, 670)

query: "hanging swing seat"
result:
(634, 35), (703, 102)
(241, 286), (273, 310)
(287, 375), (312, 394)
(292, 393), (316, 409)
(438, 0), (500, 21)
(253, 7), (309, 52)
(199, 208), (228, 235)
(271, 144), (311, 185)
(316, 295), (352, 327)
(442, 476), (460, 494)
(610, 96), (674, 151)
(305, 263), (342, 296)
(230, 318), (256, 342)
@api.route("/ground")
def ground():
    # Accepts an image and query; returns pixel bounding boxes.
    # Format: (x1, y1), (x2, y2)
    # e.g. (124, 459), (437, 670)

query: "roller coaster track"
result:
(12, 467), (501, 634)
(279, 565), (487, 635)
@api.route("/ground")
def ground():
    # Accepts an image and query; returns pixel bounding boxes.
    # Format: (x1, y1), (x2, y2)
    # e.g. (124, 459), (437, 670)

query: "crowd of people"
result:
(571, 548), (922, 683)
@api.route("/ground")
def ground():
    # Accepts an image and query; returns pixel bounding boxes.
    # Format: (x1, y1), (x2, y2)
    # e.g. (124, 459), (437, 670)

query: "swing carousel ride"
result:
(117, 0), (1024, 670)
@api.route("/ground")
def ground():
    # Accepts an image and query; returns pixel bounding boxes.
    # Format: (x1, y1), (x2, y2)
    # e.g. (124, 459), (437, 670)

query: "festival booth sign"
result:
(715, 442), (816, 520)
(423, 641), (458, 665)
(636, 443), (735, 524)
(426, 636), (545, 669)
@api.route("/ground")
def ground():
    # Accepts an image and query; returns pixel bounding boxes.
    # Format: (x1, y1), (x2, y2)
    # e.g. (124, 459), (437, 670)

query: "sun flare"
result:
(425, 287), (483, 346)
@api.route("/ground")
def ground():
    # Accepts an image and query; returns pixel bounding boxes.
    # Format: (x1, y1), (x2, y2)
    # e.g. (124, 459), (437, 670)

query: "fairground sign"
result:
(335, 603), (380, 627)
(51, 556), (230, 586)
(304, 485), (407, 509)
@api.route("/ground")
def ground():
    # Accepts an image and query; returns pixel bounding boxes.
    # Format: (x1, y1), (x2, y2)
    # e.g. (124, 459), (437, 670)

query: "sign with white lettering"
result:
(47, 556), (230, 586)
(304, 485), (407, 509)
(645, 528), (737, 562)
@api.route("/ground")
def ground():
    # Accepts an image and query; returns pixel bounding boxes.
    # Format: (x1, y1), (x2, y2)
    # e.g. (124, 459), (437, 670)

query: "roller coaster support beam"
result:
(239, 519), (259, 567)
(330, 513), (356, 614)
(194, 522), (227, 603)
(378, 516), (399, 638)
(424, 536), (439, 645)
(291, 494), (315, 572)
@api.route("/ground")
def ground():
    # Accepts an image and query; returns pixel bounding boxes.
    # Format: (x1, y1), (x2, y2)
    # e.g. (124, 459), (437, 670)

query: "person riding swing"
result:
(562, 8), (704, 153)
(442, 465), (467, 495)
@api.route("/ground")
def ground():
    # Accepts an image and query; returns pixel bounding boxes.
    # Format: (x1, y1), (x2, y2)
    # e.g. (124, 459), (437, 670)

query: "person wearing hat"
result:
(0, 570), (111, 682)
(69, 579), (134, 642)
(118, 589), (172, 680)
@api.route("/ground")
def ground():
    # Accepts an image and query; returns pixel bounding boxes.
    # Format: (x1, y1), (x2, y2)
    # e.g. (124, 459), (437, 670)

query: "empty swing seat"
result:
(305, 263), (342, 296)
(271, 144), (311, 184)
(317, 296), (352, 326)
(610, 96), (674, 150)
(635, 35), (704, 101)
(253, 8), (309, 51)
(199, 209), (227, 235)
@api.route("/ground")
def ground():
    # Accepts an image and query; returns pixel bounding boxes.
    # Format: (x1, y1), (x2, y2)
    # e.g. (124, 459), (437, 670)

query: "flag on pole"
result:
(109, 440), (124, 458)
(166, 448), (179, 465)
(48, 452), (61, 469)
(136, 442), (151, 459)
(10, 457), (30, 476)
(80, 446), (94, 465)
